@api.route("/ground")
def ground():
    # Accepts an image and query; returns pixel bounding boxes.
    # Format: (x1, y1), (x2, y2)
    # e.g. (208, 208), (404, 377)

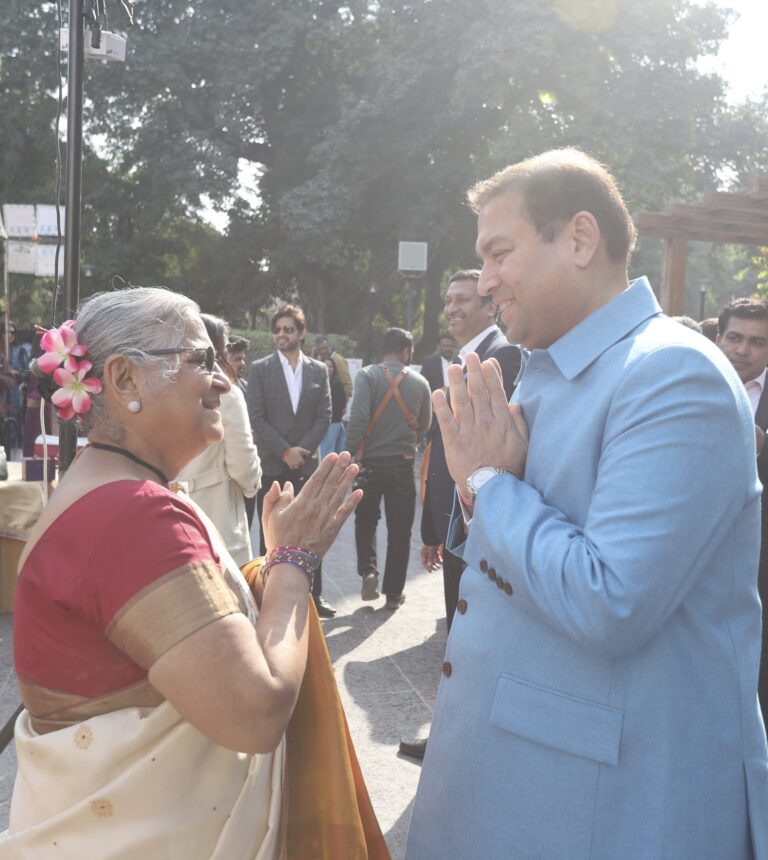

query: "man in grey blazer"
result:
(406, 150), (768, 858)
(246, 304), (334, 616)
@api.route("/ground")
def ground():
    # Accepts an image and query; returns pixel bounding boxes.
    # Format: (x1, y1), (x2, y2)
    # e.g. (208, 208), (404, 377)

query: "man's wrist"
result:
(464, 466), (514, 504)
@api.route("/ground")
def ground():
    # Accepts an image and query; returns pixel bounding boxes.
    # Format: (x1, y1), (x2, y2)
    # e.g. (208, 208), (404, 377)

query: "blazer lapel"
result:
(296, 353), (313, 412)
(475, 327), (503, 362)
(755, 380), (768, 431)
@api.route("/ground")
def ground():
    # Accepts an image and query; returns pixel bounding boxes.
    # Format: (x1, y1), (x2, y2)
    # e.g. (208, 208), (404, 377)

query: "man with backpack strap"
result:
(346, 328), (432, 609)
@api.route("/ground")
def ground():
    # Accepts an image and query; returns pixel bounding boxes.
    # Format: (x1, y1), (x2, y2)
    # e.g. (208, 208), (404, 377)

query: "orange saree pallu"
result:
(242, 559), (391, 860)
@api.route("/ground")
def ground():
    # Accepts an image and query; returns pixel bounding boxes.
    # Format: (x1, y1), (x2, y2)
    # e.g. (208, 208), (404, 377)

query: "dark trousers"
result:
(354, 456), (416, 598)
(256, 467), (323, 600)
(443, 550), (466, 633)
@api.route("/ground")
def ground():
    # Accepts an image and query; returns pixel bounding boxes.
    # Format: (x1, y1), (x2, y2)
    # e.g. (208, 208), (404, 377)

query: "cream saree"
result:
(0, 496), (287, 860)
(0, 493), (389, 860)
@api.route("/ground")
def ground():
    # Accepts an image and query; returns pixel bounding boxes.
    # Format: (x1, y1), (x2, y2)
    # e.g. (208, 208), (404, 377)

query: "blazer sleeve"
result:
(297, 364), (332, 454)
(247, 361), (292, 459)
(221, 386), (262, 497)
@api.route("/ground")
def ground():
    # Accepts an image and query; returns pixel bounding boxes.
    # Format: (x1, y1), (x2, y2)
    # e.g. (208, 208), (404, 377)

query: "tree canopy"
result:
(2, 0), (767, 350)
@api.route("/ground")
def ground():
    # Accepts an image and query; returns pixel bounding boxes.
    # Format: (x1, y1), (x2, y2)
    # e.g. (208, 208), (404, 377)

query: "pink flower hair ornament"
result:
(37, 321), (102, 421)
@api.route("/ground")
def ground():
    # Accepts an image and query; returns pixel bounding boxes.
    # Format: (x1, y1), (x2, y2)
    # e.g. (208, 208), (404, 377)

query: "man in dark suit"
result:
(419, 333), (457, 392)
(246, 304), (335, 616)
(400, 269), (521, 759)
(716, 297), (768, 722)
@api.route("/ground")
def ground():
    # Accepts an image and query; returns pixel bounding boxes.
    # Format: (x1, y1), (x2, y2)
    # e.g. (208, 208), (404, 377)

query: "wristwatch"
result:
(464, 467), (512, 504)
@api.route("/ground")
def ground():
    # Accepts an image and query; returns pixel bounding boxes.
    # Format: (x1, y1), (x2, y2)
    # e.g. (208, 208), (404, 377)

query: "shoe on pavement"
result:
(399, 736), (428, 759)
(384, 593), (405, 610)
(314, 596), (337, 618)
(361, 572), (380, 601)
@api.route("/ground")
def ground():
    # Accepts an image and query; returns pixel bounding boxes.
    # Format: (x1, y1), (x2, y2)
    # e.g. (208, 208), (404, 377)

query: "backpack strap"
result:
(354, 366), (418, 461)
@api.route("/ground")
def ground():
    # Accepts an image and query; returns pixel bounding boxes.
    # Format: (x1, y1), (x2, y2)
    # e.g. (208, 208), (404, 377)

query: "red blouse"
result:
(14, 481), (239, 705)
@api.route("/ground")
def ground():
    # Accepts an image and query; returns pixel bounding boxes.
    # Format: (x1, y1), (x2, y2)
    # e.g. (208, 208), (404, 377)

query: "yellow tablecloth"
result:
(0, 461), (51, 612)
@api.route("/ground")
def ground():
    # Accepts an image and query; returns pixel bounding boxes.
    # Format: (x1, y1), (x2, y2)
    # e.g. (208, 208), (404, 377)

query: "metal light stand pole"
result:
(59, 0), (85, 473)
(2, 231), (9, 362)
(0, 0), (87, 760)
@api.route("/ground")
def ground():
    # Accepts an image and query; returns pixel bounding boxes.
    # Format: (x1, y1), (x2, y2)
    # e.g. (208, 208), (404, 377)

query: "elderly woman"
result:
(1, 288), (363, 858)
(178, 313), (261, 566)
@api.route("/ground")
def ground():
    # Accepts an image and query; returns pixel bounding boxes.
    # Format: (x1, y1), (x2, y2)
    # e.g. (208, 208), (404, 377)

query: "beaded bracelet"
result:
(261, 545), (321, 593)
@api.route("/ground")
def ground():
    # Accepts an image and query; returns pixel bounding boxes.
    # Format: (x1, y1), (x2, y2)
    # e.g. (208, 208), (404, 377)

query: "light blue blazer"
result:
(406, 278), (768, 859)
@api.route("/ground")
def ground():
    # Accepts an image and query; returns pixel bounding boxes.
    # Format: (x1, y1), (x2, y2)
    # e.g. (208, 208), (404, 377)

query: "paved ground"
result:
(0, 474), (447, 859)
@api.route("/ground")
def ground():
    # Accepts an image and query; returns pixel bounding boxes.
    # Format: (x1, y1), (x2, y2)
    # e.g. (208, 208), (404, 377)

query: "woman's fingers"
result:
(260, 480), (281, 528)
(302, 452), (340, 499)
(326, 462), (360, 512)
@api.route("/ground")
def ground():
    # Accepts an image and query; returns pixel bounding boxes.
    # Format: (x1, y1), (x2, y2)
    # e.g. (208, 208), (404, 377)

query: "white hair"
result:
(73, 286), (201, 436)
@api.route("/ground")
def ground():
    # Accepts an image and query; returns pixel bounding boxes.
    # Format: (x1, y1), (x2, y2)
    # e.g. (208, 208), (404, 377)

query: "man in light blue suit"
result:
(405, 149), (768, 859)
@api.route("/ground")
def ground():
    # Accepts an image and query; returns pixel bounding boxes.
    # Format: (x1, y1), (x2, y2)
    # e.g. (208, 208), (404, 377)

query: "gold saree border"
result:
(106, 559), (241, 668)
(17, 674), (164, 733)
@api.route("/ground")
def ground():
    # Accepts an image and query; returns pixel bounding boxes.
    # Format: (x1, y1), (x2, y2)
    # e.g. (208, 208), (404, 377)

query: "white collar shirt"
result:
(745, 367), (766, 416)
(440, 355), (451, 387)
(278, 350), (303, 413)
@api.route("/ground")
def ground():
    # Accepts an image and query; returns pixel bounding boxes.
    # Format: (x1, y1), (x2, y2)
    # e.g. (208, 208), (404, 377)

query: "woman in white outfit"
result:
(178, 314), (261, 566)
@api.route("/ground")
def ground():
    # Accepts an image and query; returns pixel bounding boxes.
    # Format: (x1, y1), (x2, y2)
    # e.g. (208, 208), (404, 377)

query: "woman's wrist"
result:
(260, 545), (321, 594)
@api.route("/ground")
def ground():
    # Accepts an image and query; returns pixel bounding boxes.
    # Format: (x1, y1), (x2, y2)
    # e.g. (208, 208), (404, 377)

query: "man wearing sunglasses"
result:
(246, 304), (335, 617)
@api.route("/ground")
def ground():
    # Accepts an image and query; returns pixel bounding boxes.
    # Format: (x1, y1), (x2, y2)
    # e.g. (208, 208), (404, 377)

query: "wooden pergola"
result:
(635, 178), (768, 315)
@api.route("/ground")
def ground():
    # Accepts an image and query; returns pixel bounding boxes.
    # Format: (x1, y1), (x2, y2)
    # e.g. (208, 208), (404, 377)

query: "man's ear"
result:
(102, 354), (142, 407)
(570, 210), (600, 268)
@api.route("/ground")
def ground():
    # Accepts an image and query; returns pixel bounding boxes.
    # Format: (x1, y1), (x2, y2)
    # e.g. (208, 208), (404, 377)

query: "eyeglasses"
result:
(145, 346), (216, 373)
(273, 325), (297, 334)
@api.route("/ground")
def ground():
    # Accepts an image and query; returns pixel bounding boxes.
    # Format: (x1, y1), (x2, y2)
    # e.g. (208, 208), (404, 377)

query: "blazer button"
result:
(504, 582), (513, 596)
(479, 559), (488, 573)
(487, 567), (497, 582)
(442, 661), (453, 678)
(496, 576), (505, 590)
(456, 599), (468, 615)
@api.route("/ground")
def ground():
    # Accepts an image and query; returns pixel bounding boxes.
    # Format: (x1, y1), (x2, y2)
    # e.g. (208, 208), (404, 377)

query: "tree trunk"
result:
(296, 260), (328, 333)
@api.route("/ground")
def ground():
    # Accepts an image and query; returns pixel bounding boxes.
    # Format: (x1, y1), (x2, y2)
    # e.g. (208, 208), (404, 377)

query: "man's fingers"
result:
(433, 389), (458, 438)
(465, 353), (493, 421)
(482, 358), (509, 417)
(446, 362), (471, 419)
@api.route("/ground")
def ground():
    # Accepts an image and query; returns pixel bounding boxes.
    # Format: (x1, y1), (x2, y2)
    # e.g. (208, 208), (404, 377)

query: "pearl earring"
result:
(127, 400), (142, 413)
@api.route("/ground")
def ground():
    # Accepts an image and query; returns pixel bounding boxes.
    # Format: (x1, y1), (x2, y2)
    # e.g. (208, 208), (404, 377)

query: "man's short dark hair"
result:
(718, 298), (768, 336)
(439, 332), (456, 343)
(447, 268), (492, 306)
(448, 269), (480, 285)
(271, 304), (306, 335)
(699, 318), (719, 342)
(382, 327), (413, 354)
(228, 336), (249, 354)
(467, 148), (637, 265)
